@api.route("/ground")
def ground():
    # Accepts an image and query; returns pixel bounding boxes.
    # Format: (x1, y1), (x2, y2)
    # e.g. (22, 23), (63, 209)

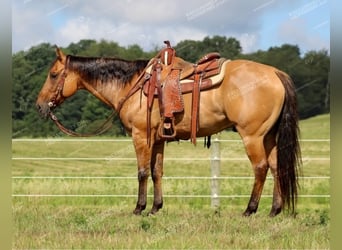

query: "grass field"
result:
(12, 114), (330, 249)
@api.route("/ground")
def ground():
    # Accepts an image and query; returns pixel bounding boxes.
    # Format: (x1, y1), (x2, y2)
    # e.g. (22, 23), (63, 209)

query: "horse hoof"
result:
(133, 203), (146, 215)
(242, 211), (251, 217)
(133, 207), (145, 215)
(147, 207), (160, 216)
(269, 207), (282, 217)
(242, 209), (256, 217)
(133, 209), (142, 215)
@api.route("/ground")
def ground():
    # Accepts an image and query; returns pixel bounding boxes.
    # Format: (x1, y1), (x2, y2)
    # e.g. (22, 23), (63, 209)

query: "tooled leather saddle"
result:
(143, 41), (229, 145)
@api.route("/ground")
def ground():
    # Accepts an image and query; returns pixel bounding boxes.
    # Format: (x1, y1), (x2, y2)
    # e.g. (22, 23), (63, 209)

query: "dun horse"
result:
(36, 46), (301, 216)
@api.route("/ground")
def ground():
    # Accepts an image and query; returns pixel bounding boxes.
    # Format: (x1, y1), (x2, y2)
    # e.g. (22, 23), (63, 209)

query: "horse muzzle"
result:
(36, 101), (54, 118)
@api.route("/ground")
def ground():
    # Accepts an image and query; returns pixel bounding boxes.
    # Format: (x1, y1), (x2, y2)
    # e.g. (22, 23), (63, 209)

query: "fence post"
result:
(211, 135), (220, 208)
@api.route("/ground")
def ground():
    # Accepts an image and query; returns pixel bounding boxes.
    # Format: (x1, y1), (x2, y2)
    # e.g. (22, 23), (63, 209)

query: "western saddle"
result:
(140, 41), (229, 146)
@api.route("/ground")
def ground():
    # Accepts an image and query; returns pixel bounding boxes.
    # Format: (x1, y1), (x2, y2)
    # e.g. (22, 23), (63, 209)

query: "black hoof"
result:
(242, 208), (257, 217)
(269, 207), (282, 217)
(133, 204), (146, 215)
(148, 202), (163, 215)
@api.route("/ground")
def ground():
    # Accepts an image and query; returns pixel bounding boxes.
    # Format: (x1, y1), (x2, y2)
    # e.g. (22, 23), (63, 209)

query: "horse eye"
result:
(50, 72), (58, 79)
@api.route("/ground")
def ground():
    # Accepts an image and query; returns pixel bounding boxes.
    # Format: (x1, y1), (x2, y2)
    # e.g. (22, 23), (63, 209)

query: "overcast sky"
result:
(12, 0), (330, 54)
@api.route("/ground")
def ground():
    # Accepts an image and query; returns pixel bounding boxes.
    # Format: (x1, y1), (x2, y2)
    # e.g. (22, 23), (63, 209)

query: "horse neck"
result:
(67, 56), (147, 110)
(79, 74), (135, 110)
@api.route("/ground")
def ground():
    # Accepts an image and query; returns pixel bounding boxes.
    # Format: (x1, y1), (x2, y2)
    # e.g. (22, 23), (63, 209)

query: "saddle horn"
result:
(164, 40), (171, 47)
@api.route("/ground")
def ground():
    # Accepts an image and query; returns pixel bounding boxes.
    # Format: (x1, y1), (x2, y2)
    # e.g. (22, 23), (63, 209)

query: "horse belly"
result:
(174, 89), (233, 139)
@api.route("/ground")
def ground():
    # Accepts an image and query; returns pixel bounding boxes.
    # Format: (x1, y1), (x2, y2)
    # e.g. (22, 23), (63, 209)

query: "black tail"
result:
(275, 71), (301, 214)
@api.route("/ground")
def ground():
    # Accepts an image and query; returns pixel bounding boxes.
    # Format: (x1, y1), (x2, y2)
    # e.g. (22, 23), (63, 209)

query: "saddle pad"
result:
(142, 59), (230, 95)
(179, 59), (230, 93)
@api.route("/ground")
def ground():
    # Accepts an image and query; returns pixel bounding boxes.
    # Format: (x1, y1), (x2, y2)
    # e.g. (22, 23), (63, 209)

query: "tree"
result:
(125, 44), (145, 60)
(12, 43), (58, 137)
(174, 39), (202, 62)
(66, 39), (97, 55)
(12, 37), (330, 137)
(78, 94), (124, 136)
(298, 50), (330, 117)
(201, 35), (242, 59)
(242, 45), (330, 118)
(175, 36), (242, 62)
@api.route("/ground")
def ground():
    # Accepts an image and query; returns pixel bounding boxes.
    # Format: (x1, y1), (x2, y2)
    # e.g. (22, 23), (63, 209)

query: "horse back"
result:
(175, 59), (286, 138)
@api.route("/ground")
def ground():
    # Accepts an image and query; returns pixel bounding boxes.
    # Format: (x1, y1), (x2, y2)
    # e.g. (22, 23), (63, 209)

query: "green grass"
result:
(12, 114), (330, 249)
(13, 201), (329, 249)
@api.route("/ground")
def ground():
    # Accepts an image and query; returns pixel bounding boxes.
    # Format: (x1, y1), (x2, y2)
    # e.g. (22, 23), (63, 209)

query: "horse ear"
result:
(55, 45), (66, 64)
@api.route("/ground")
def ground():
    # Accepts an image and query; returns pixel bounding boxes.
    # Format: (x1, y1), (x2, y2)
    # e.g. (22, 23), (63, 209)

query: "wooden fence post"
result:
(211, 135), (220, 208)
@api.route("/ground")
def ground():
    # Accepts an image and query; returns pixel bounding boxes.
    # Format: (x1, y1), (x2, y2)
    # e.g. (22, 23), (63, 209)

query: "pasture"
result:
(12, 114), (330, 249)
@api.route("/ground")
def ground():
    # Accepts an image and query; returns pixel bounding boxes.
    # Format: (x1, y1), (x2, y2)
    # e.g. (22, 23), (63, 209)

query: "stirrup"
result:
(158, 117), (177, 139)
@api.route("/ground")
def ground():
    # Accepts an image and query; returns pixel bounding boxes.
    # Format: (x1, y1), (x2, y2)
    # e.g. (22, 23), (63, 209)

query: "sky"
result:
(12, 0), (330, 54)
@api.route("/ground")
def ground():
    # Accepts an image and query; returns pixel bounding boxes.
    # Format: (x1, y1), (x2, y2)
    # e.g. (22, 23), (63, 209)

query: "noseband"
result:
(48, 71), (67, 109)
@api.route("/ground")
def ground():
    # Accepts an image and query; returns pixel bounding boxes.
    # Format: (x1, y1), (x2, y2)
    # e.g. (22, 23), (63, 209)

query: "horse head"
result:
(36, 46), (79, 118)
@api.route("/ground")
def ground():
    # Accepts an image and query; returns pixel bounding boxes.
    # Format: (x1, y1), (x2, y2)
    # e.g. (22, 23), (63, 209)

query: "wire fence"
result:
(12, 138), (330, 200)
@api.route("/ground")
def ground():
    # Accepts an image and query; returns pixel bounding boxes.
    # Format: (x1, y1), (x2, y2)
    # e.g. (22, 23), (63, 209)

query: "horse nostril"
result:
(36, 102), (50, 118)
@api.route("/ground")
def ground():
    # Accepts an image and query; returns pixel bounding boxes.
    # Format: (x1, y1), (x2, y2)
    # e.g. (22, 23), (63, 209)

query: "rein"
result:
(48, 55), (116, 137)
(49, 111), (115, 137)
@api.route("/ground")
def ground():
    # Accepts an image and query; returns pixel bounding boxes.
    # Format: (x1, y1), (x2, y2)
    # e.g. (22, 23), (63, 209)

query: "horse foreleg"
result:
(134, 167), (149, 215)
(132, 136), (152, 215)
(149, 142), (165, 215)
(242, 136), (269, 216)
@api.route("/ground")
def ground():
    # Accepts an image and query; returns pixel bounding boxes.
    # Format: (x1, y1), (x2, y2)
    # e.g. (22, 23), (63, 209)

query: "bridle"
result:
(47, 54), (158, 137)
(48, 55), (115, 137)
(47, 71), (66, 109)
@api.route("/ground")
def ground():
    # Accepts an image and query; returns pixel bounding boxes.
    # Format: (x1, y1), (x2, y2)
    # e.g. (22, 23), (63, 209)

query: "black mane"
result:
(67, 55), (149, 85)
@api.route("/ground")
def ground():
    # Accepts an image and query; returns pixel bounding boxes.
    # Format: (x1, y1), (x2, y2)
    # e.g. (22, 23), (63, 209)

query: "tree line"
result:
(12, 36), (329, 138)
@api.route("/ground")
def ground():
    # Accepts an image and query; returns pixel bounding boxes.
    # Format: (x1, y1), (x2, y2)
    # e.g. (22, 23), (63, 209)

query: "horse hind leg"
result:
(241, 135), (269, 216)
(261, 126), (284, 217)
(268, 145), (283, 216)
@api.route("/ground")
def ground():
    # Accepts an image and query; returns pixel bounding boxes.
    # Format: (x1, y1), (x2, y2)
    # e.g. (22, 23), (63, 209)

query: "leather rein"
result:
(48, 55), (116, 137)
